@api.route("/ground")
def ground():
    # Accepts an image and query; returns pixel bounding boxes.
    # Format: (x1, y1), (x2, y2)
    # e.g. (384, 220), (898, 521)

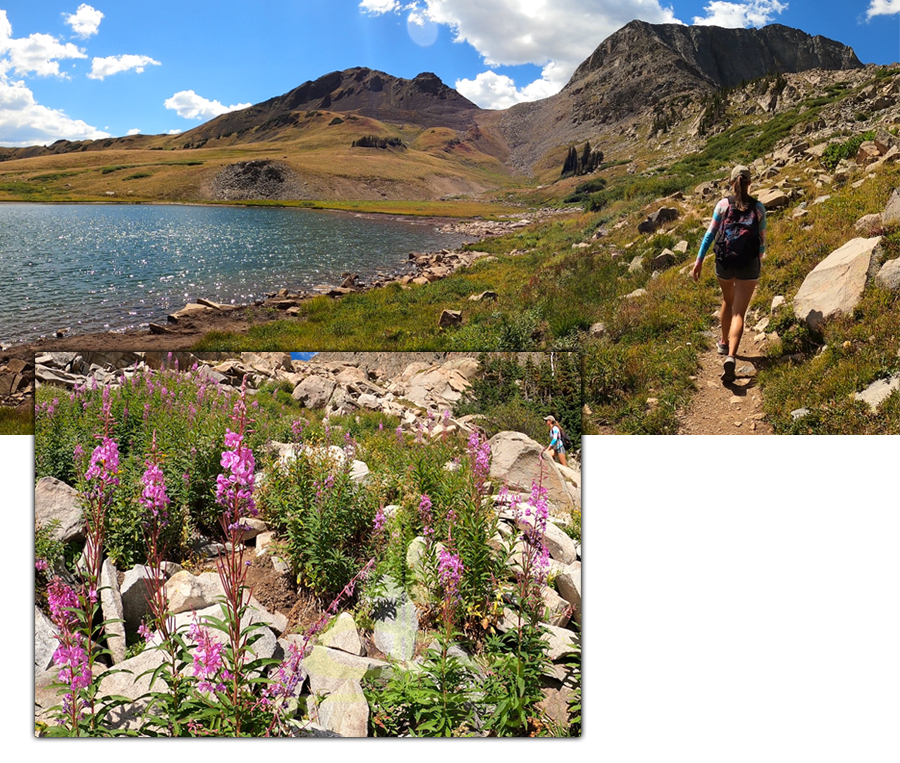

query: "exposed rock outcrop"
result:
(793, 237), (884, 330)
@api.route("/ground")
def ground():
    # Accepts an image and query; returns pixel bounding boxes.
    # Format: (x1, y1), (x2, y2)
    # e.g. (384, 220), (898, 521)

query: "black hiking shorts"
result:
(715, 255), (760, 281)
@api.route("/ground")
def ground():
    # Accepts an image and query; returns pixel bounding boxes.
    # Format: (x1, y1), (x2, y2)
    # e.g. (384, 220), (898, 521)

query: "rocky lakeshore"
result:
(0, 208), (578, 415)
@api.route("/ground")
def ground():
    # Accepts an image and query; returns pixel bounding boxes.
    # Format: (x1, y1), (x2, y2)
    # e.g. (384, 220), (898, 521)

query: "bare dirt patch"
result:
(677, 329), (775, 435)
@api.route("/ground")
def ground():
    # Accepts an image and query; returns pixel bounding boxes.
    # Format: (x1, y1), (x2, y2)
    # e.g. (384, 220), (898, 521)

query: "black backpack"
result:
(559, 426), (573, 450)
(713, 195), (761, 266)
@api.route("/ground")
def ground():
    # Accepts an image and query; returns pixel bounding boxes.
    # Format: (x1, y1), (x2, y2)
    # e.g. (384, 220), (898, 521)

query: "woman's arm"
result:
(692, 199), (729, 281)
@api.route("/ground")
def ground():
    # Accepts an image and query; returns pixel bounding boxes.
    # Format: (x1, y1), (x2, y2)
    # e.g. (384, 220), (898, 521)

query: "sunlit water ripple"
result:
(0, 203), (469, 343)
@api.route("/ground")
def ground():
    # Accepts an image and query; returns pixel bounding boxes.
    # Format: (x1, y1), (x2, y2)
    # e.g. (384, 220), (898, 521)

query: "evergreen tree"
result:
(580, 142), (592, 174)
(561, 146), (578, 177)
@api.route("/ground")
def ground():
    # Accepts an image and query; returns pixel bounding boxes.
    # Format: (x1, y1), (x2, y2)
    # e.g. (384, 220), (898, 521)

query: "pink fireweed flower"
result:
(47, 578), (79, 628)
(140, 458), (170, 526)
(373, 505), (386, 533)
(35, 558), (49, 573)
(395, 425), (403, 442)
(467, 430), (491, 482)
(263, 641), (305, 703)
(84, 436), (120, 492)
(188, 620), (226, 693)
(515, 481), (551, 586)
(54, 635), (91, 692)
(138, 622), (153, 642)
(437, 547), (464, 603)
(216, 428), (256, 519)
(291, 419), (305, 441)
(343, 432), (356, 461)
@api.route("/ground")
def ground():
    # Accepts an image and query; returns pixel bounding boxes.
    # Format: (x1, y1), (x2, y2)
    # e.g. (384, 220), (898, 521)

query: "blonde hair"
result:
(731, 175), (752, 211)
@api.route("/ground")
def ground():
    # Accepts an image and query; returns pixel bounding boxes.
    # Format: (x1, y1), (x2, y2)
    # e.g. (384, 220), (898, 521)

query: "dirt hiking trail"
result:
(677, 327), (775, 435)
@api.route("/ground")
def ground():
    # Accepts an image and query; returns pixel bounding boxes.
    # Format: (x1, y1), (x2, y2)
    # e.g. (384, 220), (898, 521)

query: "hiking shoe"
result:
(721, 356), (736, 383)
(716, 340), (729, 355)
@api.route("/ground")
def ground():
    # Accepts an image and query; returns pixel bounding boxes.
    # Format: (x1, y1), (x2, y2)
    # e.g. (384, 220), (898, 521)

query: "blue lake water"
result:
(0, 203), (469, 344)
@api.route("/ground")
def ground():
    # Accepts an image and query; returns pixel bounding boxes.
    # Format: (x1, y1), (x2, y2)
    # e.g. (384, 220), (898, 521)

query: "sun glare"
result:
(407, 11), (438, 47)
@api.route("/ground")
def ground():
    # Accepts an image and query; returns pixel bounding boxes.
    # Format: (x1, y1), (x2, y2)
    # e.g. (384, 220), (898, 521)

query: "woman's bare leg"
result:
(726, 279), (758, 357)
(718, 278), (735, 347)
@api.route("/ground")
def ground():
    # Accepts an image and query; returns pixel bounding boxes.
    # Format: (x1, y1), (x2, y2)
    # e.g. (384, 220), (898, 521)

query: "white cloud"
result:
(126, 128), (141, 135)
(0, 11), (107, 145)
(359, 0), (403, 12)
(88, 54), (161, 80)
(166, 128), (182, 135)
(692, 0), (788, 27)
(0, 10), (86, 77)
(63, 4), (104, 38)
(866, 0), (900, 19)
(456, 64), (563, 109)
(0, 74), (109, 145)
(163, 90), (251, 120)
(360, 1), (682, 107)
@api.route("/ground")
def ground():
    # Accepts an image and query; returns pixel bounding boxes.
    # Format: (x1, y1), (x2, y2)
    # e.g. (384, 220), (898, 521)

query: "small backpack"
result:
(559, 426), (573, 450)
(713, 196), (761, 266)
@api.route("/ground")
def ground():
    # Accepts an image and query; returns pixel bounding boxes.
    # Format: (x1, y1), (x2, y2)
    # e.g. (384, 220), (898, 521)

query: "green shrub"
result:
(821, 130), (876, 171)
(257, 443), (375, 596)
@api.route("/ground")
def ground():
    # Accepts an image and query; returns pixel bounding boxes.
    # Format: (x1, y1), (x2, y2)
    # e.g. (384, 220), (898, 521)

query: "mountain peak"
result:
(568, 21), (863, 92)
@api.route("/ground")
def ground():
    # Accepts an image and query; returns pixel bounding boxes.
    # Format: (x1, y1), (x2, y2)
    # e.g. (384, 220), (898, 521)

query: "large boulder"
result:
(34, 606), (59, 678)
(883, 189), (900, 229)
(35, 477), (84, 543)
(555, 568), (582, 627)
(875, 258), (900, 292)
(120, 565), (167, 632)
(391, 360), (476, 408)
(540, 585), (572, 628)
(94, 646), (167, 731)
(292, 375), (336, 408)
(488, 432), (580, 510)
(541, 624), (579, 662)
(319, 612), (364, 656)
(293, 642), (389, 697)
(100, 559), (126, 664)
(757, 188), (791, 210)
(514, 511), (578, 565)
(793, 237), (884, 330)
(169, 604), (281, 667)
(241, 351), (292, 373)
(652, 249), (677, 270)
(853, 375), (900, 411)
(372, 578), (419, 662)
(314, 678), (369, 737)
(165, 570), (226, 614)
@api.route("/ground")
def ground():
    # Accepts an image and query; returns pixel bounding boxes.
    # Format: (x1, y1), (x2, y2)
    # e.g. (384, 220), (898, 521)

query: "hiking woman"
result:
(691, 165), (767, 382)
(543, 415), (568, 467)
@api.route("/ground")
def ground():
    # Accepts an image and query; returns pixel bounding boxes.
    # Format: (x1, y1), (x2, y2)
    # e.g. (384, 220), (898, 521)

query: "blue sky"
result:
(0, 0), (897, 146)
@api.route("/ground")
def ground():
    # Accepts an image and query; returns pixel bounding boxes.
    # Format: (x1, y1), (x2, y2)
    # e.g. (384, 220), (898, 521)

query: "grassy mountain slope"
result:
(0, 108), (517, 203)
(191, 64), (900, 434)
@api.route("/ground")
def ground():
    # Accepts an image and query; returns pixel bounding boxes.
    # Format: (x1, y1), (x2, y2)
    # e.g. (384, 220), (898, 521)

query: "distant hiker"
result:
(543, 415), (568, 467)
(691, 165), (767, 383)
